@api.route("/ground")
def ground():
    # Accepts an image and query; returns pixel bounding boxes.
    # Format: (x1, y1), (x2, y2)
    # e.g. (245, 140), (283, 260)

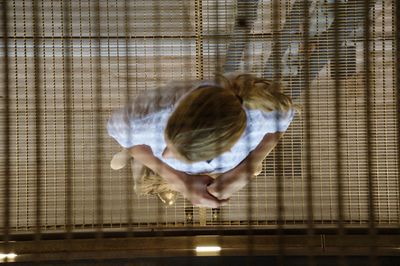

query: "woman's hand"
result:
(207, 132), (283, 200)
(127, 145), (226, 208)
(207, 164), (261, 200)
(207, 172), (248, 200)
(181, 174), (228, 208)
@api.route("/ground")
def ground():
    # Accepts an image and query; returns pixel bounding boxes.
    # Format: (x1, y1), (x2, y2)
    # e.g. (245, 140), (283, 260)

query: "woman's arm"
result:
(207, 132), (283, 200)
(128, 145), (225, 208)
(128, 145), (187, 191)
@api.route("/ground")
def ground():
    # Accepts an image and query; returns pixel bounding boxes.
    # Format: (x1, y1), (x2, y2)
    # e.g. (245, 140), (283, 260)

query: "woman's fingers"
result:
(206, 184), (220, 199)
(206, 182), (231, 200)
(218, 198), (230, 207)
(200, 190), (230, 208)
(184, 174), (230, 208)
(192, 187), (228, 208)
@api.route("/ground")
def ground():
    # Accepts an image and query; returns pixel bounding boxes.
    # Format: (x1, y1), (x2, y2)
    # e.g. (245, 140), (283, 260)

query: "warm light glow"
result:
(7, 253), (17, 259)
(196, 246), (221, 252)
(0, 253), (17, 260)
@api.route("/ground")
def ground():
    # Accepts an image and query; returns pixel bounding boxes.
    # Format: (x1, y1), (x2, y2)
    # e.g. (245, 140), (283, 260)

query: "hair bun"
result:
(220, 72), (293, 112)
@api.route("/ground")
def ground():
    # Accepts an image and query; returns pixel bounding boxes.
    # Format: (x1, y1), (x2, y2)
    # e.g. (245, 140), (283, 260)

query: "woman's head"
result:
(165, 85), (246, 162)
(164, 73), (293, 163)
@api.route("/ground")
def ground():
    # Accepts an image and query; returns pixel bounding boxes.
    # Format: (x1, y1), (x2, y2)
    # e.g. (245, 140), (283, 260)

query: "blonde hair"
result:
(165, 73), (293, 162)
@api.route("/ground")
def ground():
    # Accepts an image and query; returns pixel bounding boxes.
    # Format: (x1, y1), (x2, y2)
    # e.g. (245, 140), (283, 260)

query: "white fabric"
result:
(107, 102), (295, 175)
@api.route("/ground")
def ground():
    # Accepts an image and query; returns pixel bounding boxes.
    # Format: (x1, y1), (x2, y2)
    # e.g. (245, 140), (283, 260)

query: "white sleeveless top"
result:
(107, 85), (295, 175)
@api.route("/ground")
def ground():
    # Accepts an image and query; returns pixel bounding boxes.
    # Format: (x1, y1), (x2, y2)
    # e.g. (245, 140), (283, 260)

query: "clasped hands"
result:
(180, 170), (251, 208)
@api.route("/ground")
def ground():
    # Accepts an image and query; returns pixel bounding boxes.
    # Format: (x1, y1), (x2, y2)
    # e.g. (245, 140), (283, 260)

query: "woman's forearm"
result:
(208, 132), (283, 199)
(127, 145), (188, 193)
(128, 145), (225, 208)
(241, 132), (283, 171)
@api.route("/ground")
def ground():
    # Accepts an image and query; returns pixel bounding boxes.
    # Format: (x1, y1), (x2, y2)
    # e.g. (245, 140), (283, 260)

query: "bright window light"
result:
(196, 246), (221, 252)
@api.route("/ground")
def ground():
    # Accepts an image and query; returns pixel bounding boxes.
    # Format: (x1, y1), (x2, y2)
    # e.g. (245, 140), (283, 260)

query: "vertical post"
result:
(194, 0), (204, 80)
(181, 0), (196, 259)
(62, 0), (73, 241)
(123, 0), (134, 236)
(363, 0), (377, 265)
(93, 0), (104, 239)
(333, 0), (346, 265)
(1, 0), (11, 251)
(151, 1), (165, 264)
(32, 0), (43, 243)
(301, 0), (315, 265)
(212, 0), (224, 262)
(152, 0), (162, 223)
(271, 0), (284, 264)
(240, 2), (259, 261)
(214, 0), (220, 74)
(395, 0), (400, 232)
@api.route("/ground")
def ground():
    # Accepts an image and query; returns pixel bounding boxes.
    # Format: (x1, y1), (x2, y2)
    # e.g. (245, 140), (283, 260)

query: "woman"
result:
(107, 73), (295, 208)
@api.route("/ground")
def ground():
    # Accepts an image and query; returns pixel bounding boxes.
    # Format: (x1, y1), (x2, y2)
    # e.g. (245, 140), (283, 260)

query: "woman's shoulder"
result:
(107, 106), (172, 149)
